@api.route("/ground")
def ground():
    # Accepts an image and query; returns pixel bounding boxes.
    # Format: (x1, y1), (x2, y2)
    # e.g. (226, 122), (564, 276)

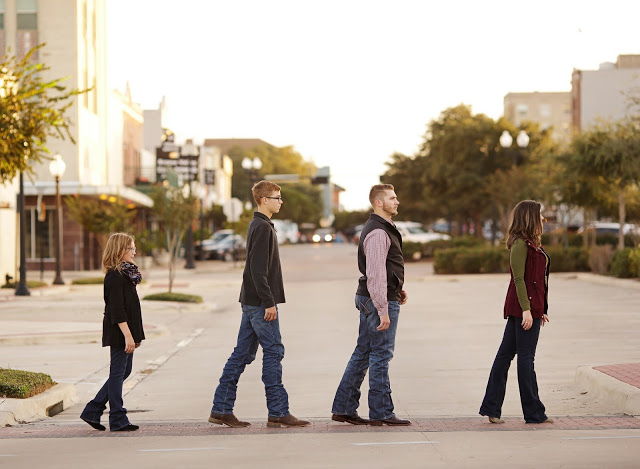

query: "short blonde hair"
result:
(252, 180), (281, 205)
(102, 232), (135, 273)
(369, 184), (395, 207)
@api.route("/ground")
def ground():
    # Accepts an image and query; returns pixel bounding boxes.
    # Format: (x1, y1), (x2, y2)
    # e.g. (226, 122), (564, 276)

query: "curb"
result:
(0, 383), (77, 427)
(575, 365), (640, 415)
(0, 323), (169, 346)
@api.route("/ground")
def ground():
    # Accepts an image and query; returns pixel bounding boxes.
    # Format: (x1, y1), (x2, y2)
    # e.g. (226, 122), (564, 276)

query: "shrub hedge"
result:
(0, 368), (55, 399)
(143, 292), (203, 303)
(434, 246), (590, 274)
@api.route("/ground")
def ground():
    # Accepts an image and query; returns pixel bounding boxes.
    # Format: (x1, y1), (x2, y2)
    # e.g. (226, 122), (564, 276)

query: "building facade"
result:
(503, 91), (571, 144)
(0, 0), (152, 276)
(571, 54), (640, 132)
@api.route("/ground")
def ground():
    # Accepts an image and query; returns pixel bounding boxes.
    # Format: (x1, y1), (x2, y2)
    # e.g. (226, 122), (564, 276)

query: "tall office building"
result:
(571, 54), (640, 132)
(503, 91), (572, 144)
(0, 0), (151, 275)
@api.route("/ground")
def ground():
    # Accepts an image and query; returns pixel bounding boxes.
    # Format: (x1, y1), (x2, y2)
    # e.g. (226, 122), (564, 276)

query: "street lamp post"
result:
(49, 154), (66, 285)
(15, 171), (30, 296)
(241, 157), (263, 205)
(499, 129), (530, 166)
(197, 186), (206, 260)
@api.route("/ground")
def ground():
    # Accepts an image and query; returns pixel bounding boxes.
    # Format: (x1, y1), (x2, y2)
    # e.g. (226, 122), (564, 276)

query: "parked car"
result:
(272, 219), (300, 244)
(201, 234), (246, 261)
(394, 221), (451, 243)
(577, 222), (638, 236)
(195, 229), (235, 259)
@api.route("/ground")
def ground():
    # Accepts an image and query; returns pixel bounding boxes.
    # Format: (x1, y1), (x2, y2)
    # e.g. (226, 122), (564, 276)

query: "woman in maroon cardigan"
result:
(479, 200), (552, 424)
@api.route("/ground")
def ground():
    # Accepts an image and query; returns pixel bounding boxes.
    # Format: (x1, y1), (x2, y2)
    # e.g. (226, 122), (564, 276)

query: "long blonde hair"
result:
(506, 200), (543, 249)
(102, 232), (135, 273)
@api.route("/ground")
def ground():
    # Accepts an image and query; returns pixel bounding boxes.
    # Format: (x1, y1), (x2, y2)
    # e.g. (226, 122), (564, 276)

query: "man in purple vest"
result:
(331, 184), (411, 426)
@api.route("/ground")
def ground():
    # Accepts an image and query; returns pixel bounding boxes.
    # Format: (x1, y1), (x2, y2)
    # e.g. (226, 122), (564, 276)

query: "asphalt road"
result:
(1, 242), (640, 468)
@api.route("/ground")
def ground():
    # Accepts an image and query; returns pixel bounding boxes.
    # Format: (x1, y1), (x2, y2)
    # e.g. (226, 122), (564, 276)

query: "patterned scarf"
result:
(120, 261), (142, 285)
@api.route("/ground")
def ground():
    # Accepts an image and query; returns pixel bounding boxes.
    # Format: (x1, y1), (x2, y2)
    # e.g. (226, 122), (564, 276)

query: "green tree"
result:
(150, 185), (198, 292)
(0, 44), (83, 183)
(277, 184), (323, 225)
(569, 120), (640, 249)
(65, 196), (136, 268)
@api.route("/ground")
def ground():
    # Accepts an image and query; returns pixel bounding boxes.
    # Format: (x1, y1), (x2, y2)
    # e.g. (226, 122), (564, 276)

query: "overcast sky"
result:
(107, 0), (640, 210)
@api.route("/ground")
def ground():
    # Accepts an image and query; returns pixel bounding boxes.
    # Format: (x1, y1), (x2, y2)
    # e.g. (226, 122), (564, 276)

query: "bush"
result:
(434, 245), (589, 274)
(610, 248), (637, 278)
(434, 247), (509, 274)
(143, 292), (203, 303)
(0, 368), (55, 399)
(1, 280), (48, 289)
(544, 246), (590, 272)
(71, 277), (104, 285)
(589, 245), (614, 274)
(402, 242), (424, 261)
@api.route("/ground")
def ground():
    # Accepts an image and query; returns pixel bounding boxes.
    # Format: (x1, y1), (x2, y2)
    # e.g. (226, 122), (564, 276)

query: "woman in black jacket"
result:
(80, 232), (144, 432)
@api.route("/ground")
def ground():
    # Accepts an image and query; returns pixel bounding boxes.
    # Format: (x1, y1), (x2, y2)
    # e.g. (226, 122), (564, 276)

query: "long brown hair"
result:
(506, 200), (543, 249)
(102, 232), (135, 273)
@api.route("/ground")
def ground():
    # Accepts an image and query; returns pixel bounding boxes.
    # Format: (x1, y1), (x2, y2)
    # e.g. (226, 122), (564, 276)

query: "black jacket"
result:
(239, 212), (285, 308)
(356, 213), (405, 301)
(102, 269), (145, 347)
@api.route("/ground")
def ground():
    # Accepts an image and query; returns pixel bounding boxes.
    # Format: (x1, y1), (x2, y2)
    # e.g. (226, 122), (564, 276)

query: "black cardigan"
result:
(102, 269), (145, 347)
(239, 212), (285, 308)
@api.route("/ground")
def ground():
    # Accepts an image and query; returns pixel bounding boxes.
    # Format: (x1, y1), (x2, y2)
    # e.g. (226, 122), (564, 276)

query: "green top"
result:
(510, 238), (531, 311)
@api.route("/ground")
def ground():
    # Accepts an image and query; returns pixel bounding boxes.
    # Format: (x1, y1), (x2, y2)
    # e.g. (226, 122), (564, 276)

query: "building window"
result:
(540, 104), (551, 118)
(0, 0), (5, 56)
(26, 207), (55, 260)
(17, 0), (38, 62)
(517, 104), (528, 116)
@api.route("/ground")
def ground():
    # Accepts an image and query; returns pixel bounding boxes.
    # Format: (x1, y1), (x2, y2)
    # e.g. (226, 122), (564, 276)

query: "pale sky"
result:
(106, 0), (640, 210)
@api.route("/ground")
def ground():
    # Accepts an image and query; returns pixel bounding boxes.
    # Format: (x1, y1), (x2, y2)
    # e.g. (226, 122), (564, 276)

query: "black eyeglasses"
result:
(264, 196), (283, 201)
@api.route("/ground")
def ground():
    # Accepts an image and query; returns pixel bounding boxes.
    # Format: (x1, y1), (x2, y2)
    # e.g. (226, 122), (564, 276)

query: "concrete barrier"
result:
(575, 365), (640, 416)
(0, 383), (77, 427)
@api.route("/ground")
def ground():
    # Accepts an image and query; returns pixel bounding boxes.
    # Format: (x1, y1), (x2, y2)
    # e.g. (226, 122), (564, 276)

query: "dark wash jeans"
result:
(479, 316), (548, 423)
(80, 346), (133, 430)
(332, 295), (400, 421)
(211, 304), (289, 417)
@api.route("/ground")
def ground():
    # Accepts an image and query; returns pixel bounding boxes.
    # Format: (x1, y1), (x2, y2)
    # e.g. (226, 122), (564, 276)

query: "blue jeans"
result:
(211, 304), (289, 417)
(80, 347), (133, 430)
(479, 316), (547, 423)
(332, 295), (400, 421)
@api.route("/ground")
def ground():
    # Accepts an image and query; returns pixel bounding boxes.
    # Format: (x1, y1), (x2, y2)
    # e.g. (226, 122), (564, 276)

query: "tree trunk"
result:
(618, 186), (626, 250)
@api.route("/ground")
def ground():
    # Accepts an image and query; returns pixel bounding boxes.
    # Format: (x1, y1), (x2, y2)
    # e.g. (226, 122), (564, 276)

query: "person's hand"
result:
(124, 336), (135, 354)
(377, 314), (390, 331)
(521, 310), (533, 330)
(541, 314), (550, 327)
(264, 306), (278, 322)
(135, 342), (141, 348)
(399, 290), (408, 305)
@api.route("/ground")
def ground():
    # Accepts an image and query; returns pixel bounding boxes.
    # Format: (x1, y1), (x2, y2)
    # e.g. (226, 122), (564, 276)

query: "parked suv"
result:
(393, 221), (450, 243)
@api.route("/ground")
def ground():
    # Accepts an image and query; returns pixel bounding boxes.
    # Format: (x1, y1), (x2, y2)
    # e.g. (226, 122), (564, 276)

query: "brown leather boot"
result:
(208, 412), (251, 427)
(267, 414), (310, 428)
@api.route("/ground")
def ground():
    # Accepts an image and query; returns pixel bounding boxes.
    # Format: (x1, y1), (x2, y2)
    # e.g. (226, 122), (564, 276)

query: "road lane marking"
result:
(352, 441), (438, 446)
(124, 328), (204, 394)
(138, 447), (229, 452)
(561, 435), (640, 440)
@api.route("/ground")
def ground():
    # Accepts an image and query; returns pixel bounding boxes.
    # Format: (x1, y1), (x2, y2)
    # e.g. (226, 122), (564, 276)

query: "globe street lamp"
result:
(49, 154), (66, 284)
(241, 157), (262, 204)
(499, 129), (530, 166)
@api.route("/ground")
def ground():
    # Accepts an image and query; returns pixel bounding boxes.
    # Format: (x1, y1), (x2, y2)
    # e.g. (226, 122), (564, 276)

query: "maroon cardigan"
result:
(503, 239), (549, 319)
